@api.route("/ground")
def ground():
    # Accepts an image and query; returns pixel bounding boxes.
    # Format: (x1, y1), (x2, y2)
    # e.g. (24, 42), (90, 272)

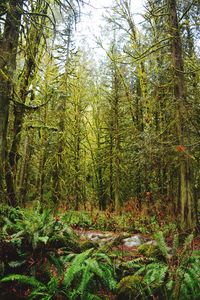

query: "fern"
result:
(95, 252), (112, 264)
(134, 232), (200, 300)
(144, 262), (168, 287)
(120, 256), (156, 271)
(47, 277), (60, 295)
(171, 233), (179, 259)
(47, 254), (64, 276)
(1, 274), (44, 288)
(154, 231), (169, 259)
(76, 264), (94, 300)
(86, 294), (102, 300)
(64, 248), (94, 288)
(63, 248), (117, 299)
(1, 274), (63, 300)
(100, 263), (117, 291)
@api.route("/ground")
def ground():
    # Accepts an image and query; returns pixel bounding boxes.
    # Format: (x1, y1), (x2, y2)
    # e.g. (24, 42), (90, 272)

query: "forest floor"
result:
(0, 205), (200, 299)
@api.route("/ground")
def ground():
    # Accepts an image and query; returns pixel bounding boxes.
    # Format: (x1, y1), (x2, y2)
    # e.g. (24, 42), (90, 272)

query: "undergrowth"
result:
(0, 204), (199, 299)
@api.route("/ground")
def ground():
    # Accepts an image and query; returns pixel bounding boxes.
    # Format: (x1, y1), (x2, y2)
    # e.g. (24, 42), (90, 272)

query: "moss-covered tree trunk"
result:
(168, 0), (197, 230)
(0, 0), (23, 205)
(7, 1), (48, 205)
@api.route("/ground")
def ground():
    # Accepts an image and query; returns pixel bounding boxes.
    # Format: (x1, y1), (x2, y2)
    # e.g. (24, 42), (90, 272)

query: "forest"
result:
(0, 0), (200, 299)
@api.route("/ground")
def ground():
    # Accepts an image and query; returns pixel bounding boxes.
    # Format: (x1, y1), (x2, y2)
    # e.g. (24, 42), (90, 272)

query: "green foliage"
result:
(1, 274), (43, 288)
(0, 204), (22, 226)
(64, 248), (117, 299)
(1, 248), (117, 300)
(1, 204), (80, 252)
(1, 206), (199, 300)
(0, 206), (117, 299)
(62, 211), (92, 229)
(80, 240), (98, 251)
(137, 244), (161, 258)
(116, 275), (145, 300)
(134, 232), (200, 299)
(1, 274), (63, 300)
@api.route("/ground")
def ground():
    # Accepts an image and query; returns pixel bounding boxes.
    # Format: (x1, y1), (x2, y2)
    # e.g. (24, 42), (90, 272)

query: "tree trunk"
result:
(0, 0), (23, 205)
(18, 135), (29, 205)
(168, 0), (197, 230)
(7, 2), (48, 205)
(113, 70), (121, 212)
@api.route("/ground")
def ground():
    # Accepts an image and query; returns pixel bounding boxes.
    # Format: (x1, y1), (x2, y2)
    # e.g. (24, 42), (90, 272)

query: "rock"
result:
(145, 240), (157, 246)
(123, 235), (144, 247)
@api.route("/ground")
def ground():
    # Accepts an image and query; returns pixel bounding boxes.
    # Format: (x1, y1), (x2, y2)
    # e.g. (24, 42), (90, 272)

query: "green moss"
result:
(116, 275), (144, 300)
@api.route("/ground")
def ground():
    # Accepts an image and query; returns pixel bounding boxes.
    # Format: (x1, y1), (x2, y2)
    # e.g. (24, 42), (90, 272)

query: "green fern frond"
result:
(181, 234), (194, 258)
(135, 265), (146, 276)
(120, 256), (156, 274)
(183, 234), (194, 249)
(94, 252), (112, 265)
(172, 233), (179, 258)
(180, 266), (200, 299)
(86, 293), (102, 300)
(64, 248), (94, 288)
(144, 262), (168, 287)
(154, 231), (168, 259)
(47, 254), (64, 275)
(100, 264), (117, 291)
(1, 274), (44, 288)
(77, 264), (94, 300)
(8, 260), (26, 268)
(166, 279), (174, 292)
(86, 258), (104, 278)
(47, 277), (60, 294)
(29, 290), (49, 300)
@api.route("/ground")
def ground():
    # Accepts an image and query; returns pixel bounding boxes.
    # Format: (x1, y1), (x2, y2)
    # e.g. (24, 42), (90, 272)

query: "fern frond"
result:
(47, 254), (64, 275)
(154, 231), (168, 259)
(86, 293), (102, 300)
(181, 234), (194, 259)
(86, 258), (104, 278)
(100, 264), (117, 291)
(77, 264), (94, 300)
(64, 248), (94, 288)
(183, 234), (194, 250)
(94, 252), (112, 265)
(166, 279), (174, 292)
(172, 233), (179, 259)
(47, 277), (60, 294)
(1, 274), (44, 288)
(124, 256), (156, 266)
(135, 265), (147, 276)
(144, 262), (168, 287)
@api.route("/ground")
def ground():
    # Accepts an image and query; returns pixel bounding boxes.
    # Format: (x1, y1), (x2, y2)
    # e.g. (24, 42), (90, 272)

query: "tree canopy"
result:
(0, 0), (199, 232)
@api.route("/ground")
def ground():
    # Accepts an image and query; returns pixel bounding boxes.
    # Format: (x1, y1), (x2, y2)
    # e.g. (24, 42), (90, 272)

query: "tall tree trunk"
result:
(113, 69), (121, 211)
(18, 134), (29, 205)
(7, 2), (48, 205)
(97, 131), (106, 210)
(168, 0), (197, 230)
(109, 128), (114, 206)
(0, 0), (23, 205)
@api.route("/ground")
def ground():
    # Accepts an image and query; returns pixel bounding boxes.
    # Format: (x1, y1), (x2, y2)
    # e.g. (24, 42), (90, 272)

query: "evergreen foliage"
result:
(0, 0), (200, 298)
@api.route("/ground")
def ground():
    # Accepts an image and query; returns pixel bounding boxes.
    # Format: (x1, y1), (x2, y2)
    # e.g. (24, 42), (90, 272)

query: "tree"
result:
(0, 0), (24, 204)
(168, 0), (197, 230)
(0, 0), (82, 206)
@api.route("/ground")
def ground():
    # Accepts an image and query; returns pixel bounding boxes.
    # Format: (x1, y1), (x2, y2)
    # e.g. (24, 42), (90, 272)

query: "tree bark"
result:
(168, 0), (197, 230)
(7, 2), (48, 205)
(0, 0), (23, 205)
